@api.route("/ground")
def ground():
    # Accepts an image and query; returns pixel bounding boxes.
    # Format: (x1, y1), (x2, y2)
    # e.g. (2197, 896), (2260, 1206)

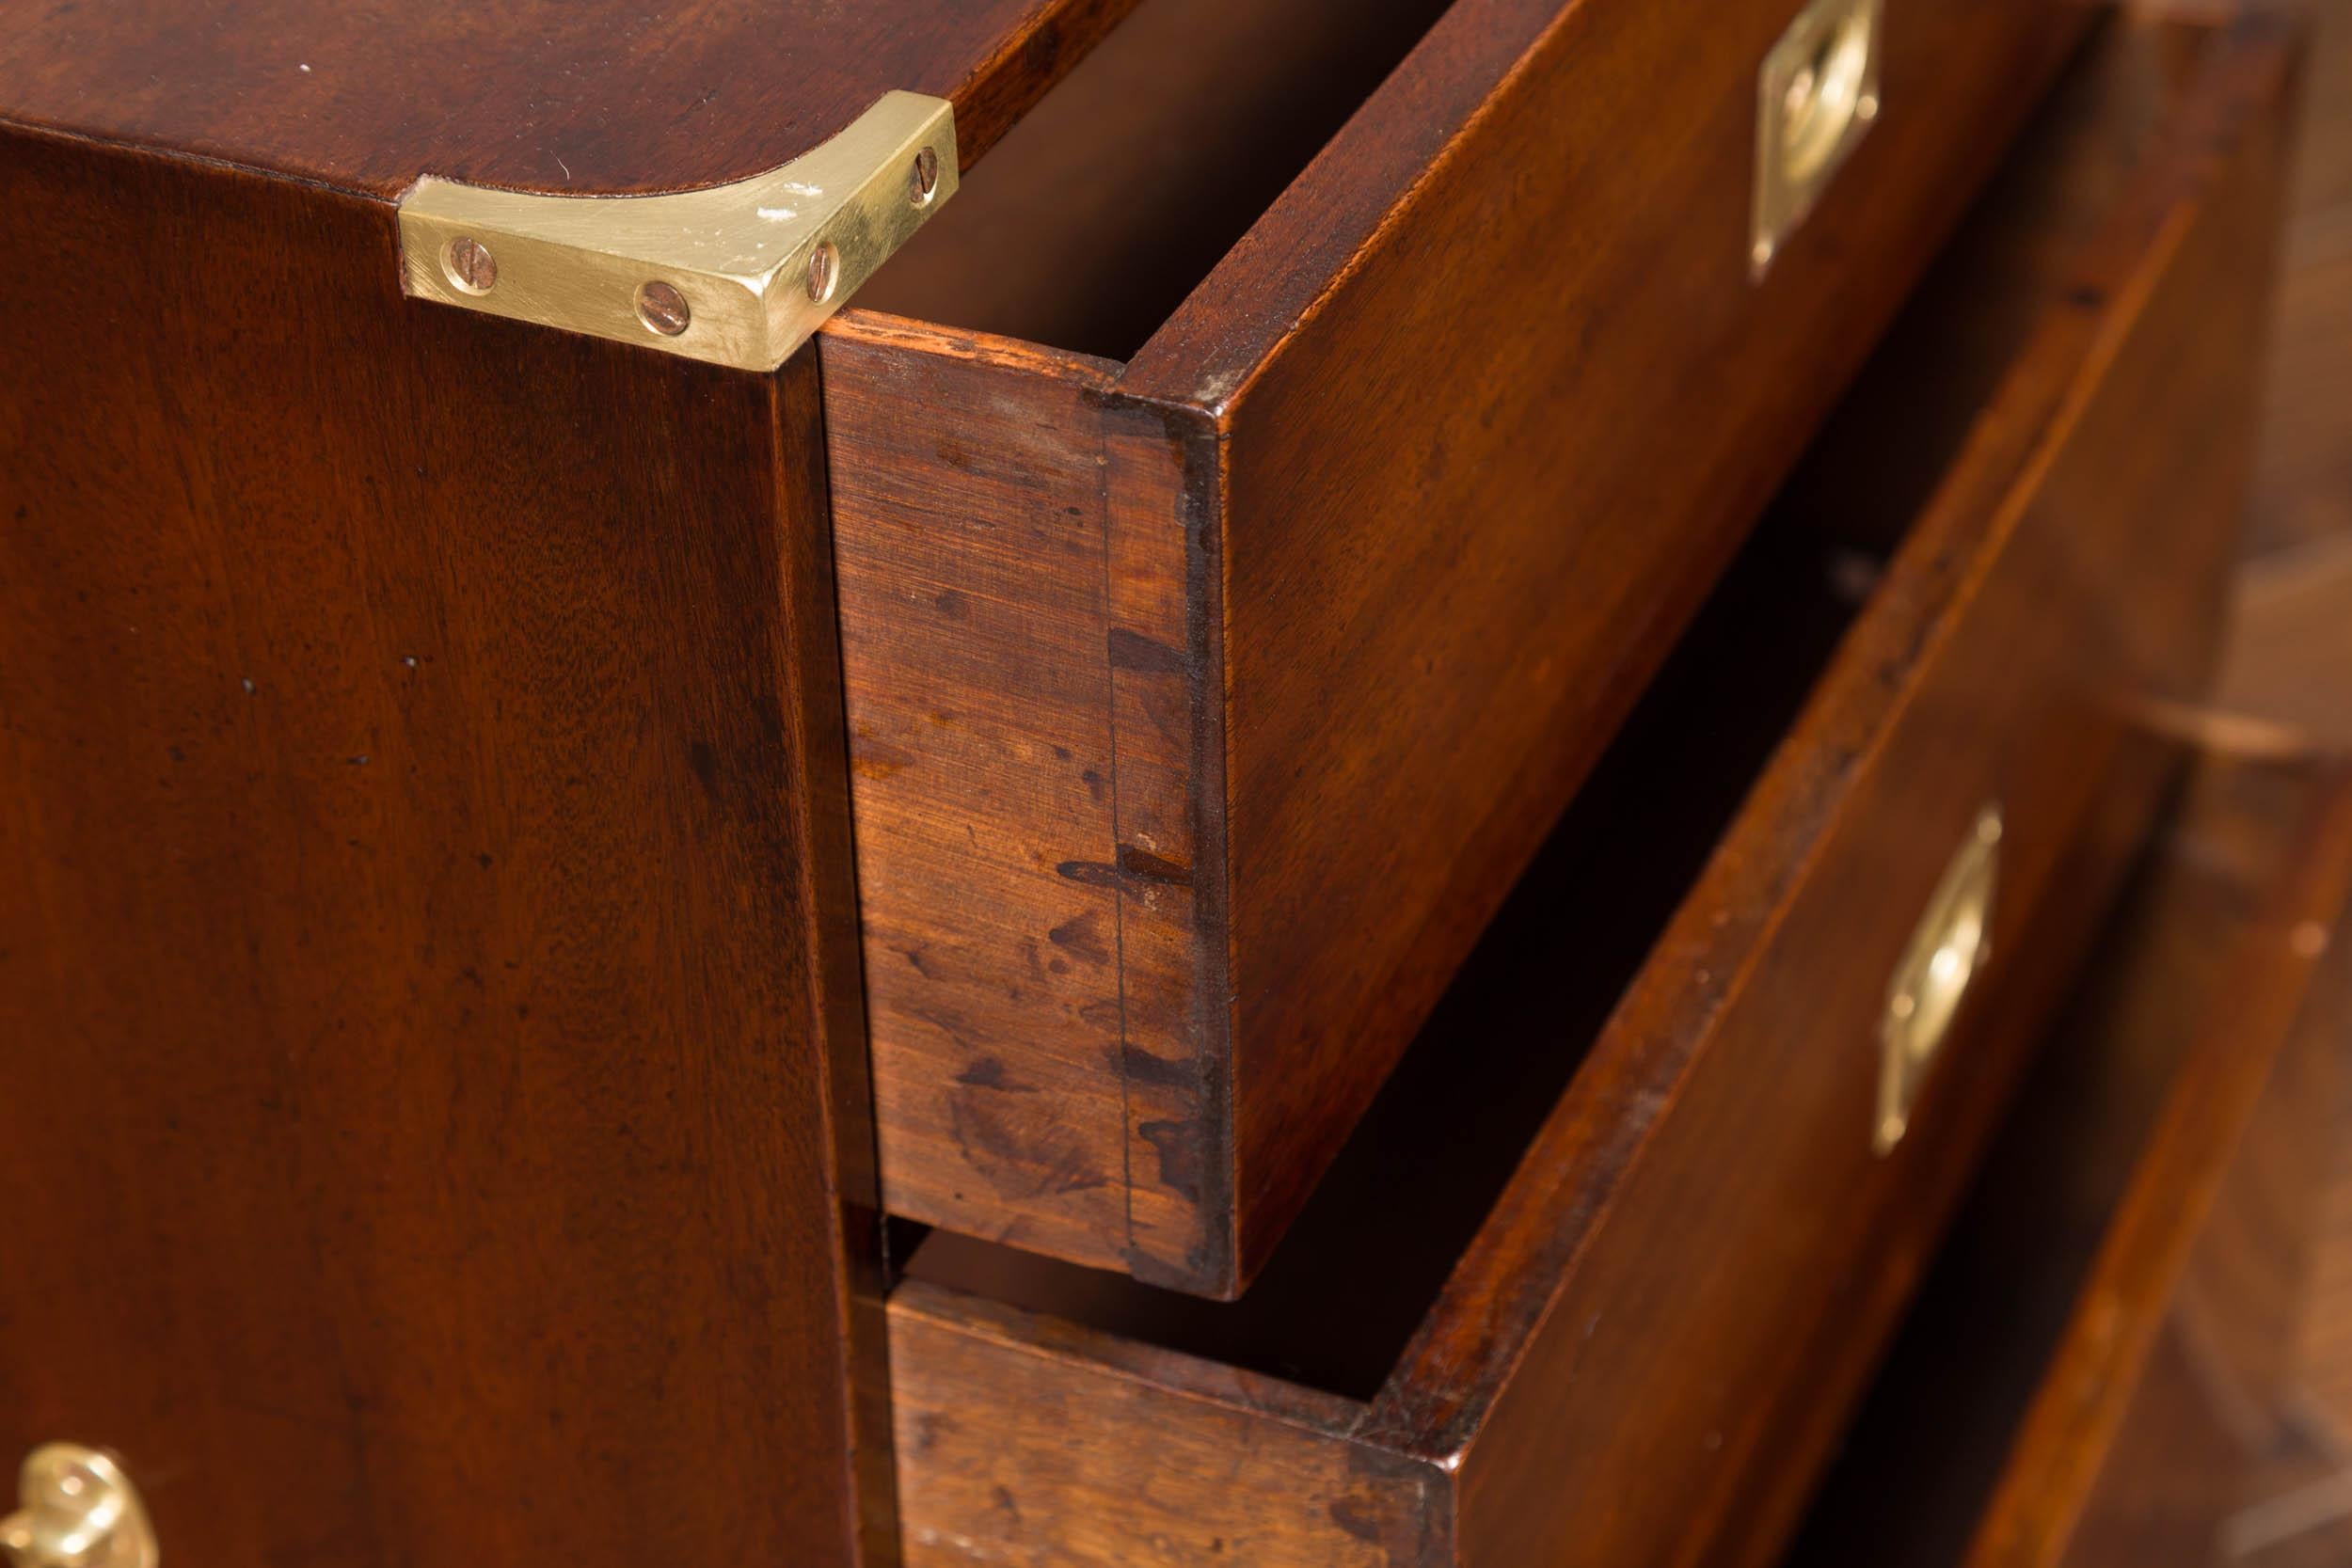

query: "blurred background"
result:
(2215, 0), (2352, 1558)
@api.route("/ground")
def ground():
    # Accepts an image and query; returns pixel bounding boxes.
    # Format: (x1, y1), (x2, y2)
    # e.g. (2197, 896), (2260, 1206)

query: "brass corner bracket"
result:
(397, 91), (958, 371)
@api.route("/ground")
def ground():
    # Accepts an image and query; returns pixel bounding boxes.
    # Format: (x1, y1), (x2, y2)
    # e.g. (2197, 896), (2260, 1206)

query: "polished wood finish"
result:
(1784, 754), (2352, 1568)
(828, 0), (2093, 1294)
(0, 0), (1138, 195)
(0, 128), (887, 1568)
(884, 18), (2305, 1563)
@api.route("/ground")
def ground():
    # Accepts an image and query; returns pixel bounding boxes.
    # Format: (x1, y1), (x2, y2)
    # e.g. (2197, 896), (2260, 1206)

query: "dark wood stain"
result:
(0, 0), (1142, 196)
(884, 20), (2306, 1565)
(822, 320), (1132, 1273)
(0, 124), (887, 1568)
(828, 0), (2096, 1297)
(1189, 0), (2097, 1290)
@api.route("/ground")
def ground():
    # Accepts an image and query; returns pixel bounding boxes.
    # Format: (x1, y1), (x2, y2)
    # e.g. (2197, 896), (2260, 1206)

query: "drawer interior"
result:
(856, 0), (1456, 360)
(885, 14), (2304, 1564)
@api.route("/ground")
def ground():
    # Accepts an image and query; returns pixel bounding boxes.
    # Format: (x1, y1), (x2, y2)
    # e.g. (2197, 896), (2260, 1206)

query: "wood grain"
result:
(891, 1288), (1442, 1567)
(884, 18), (2305, 1563)
(0, 0), (1139, 196)
(0, 126), (887, 1568)
(823, 322), (1131, 1270)
(831, 0), (2093, 1295)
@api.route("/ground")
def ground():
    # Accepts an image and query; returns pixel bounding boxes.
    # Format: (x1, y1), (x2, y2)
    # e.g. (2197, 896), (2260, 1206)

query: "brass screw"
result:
(443, 236), (497, 294)
(635, 280), (691, 337)
(805, 242), (839, 304)
(909, 146), (940, 206)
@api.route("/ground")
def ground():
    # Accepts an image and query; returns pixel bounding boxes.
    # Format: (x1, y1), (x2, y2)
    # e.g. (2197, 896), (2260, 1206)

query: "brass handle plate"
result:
(1753, 0), (1885, 277)
(1877, 804), (2002, 1154)
(0, 1446), (158, 1568)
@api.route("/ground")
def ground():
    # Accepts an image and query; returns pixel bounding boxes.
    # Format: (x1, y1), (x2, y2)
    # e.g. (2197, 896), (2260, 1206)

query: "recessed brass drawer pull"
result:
(1755, 0), (1886, 277)
(0, 1446), (158, 1568)
(1878, 805), (2003, 1154)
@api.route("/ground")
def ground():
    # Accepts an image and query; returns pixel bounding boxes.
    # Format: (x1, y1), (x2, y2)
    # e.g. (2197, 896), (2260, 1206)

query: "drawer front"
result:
(1156, 0), (2087, 1295)
(829, 0), (2091, 1295)
(1785, 755), (2352, 1568)
(884, 14), (2306, 1568)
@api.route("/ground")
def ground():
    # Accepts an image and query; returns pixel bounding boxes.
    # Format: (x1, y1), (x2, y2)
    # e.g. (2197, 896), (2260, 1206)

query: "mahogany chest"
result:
(0, 1), (2320, 1565)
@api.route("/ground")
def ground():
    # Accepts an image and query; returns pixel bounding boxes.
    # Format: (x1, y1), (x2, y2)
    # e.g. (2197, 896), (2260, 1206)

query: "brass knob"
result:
(0, 1446), (157, 1568)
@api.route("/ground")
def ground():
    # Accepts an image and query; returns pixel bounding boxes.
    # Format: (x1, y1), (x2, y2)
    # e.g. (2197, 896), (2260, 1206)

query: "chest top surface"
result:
(0, 0), (1132, 197)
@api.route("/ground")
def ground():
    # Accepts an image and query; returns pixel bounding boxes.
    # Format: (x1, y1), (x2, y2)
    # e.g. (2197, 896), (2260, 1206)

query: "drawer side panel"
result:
(825, 321), (1135, 1268)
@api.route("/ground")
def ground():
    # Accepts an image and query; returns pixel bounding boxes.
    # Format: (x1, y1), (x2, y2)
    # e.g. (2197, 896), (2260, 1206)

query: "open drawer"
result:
(823, 0), (2093, 1293)
(1782, 753), (2352, 1568)
(882, 13), (2305, 1566)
